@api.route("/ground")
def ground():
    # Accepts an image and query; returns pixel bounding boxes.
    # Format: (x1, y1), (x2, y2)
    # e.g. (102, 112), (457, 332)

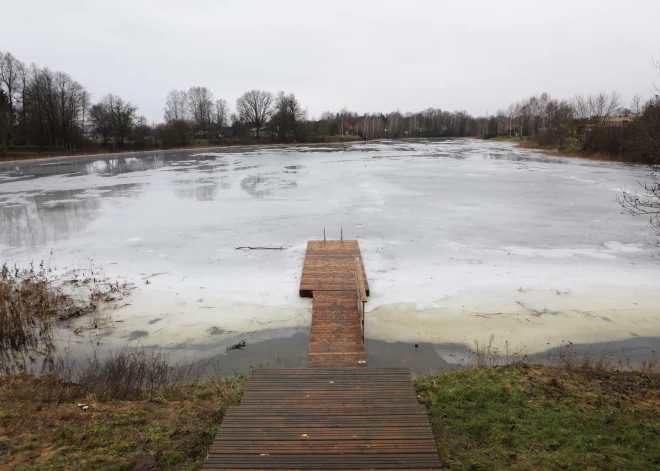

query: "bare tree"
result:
(618, 59), (660, 258)
(236, 90), (273, 137)
(164, 89), (188, 122)
(0, 52), (22, 145)
(187, 86), (214, 135)
(573, 91), (621, 119)
(90, 94), (138, 148)
(630, 93), (645, 118)
(271, 92), (305, 139)
(214, 98), (229, 130)
(618, 169), (660, 258)
(89, 102), (112, 145)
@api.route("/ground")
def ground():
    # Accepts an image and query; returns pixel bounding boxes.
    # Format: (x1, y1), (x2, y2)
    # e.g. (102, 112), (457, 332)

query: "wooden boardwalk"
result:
(204, 240), (442, 470)
(302, 240), (369, 367)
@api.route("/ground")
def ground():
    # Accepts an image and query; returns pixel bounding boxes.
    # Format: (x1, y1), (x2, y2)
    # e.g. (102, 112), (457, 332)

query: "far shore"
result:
(475, 135), (645, 164)
(0, 136), (371, 167)
(3, 135), (646, 169)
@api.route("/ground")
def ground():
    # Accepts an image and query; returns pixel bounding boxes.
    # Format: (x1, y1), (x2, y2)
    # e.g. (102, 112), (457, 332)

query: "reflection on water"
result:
(172, 178), (229, 201)
(0, 184), (142, 247)
(0, 138), (651, 251)
(240, 175), (271, 199)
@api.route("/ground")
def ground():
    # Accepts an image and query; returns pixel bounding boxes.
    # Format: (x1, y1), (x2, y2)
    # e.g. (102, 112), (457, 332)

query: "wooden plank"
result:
(299, 240), (369, 297)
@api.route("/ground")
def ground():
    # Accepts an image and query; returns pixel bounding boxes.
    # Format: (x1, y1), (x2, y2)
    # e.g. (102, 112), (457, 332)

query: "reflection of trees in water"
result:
(2, 152), (230, 181)
(0, 183), (142, 247)
(240, 175), (272, 199)
(172, 178), (229, 201)
(84, 156), (168, 175)
(2, 156), (168, 180)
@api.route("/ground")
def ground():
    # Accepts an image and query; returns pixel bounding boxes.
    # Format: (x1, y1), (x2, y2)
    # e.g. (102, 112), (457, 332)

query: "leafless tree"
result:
(618, 59), (660, 258)
(89, 102), (112, 145)
(214, 98), (229, 130)
(164, 89), (188, 122)
(0, 52), (22, 145)
(618, 168), (660, 259)
(90, 94), (138, 147)
(187, 86), (214, 135)
(631, 93), (645, 118)
(236, 90), (273, 137)
(573, 91), (621, 119)
(272, 92), (305, 139)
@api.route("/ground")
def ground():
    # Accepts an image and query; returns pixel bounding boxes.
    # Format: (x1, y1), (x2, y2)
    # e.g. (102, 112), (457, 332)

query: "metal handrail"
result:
(355, 257), (367, 343)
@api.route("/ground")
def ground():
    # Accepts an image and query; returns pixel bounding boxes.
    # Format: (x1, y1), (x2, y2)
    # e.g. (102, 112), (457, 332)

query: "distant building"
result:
(246, 127), (271, 138)
(342, 122), (356, 135)
(600, 116), (632, 128)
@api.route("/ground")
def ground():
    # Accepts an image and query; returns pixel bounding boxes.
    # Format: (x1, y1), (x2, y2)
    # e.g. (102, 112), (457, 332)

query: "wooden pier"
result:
(302, 240), (369, 367)
(204, 240), (442, 470)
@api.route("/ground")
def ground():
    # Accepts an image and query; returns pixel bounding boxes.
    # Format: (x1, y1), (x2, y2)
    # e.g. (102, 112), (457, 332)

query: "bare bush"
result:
(618, 167), (660, 258)
(74, 347), (207, 401)
(0, 261), (132, 374)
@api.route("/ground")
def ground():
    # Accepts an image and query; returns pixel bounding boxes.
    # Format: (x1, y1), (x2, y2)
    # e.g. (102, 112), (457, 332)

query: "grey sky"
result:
(2, 0), (659, 123)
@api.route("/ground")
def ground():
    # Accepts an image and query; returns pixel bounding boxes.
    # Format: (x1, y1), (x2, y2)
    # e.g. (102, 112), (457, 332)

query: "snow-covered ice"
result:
(0, 139), (658, 364)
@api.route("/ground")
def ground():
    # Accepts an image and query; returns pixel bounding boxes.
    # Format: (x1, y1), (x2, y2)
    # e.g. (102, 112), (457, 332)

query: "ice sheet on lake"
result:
(1, 139), (658, 362)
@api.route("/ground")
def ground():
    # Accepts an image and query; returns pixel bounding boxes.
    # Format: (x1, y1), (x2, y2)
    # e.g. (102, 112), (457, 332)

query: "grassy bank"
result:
(487, 135), (529, 143)
(1, 364), (658, 470)
(0, 374), (246, 470)
(485, 136), (635, 163)
(416, 364), (660, 470)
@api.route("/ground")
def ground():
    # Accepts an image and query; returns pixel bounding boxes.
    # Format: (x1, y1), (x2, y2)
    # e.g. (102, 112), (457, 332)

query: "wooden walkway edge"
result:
(204, 240), (442, 470)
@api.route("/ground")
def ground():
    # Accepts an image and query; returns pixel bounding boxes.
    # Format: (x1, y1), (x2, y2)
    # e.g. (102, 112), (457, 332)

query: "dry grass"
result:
(467, 335), (658, 374)
(0, 261), (132, 374)
(0, 372), (246, 470)
(515, 139), (630, 162)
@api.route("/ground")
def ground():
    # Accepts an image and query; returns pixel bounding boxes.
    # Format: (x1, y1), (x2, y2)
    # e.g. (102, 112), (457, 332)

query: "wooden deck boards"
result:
(204, 241), (442, 470)
(204, 369), (442, 470)
(304, 241), (368, 368)
(299, 240), (369, 297)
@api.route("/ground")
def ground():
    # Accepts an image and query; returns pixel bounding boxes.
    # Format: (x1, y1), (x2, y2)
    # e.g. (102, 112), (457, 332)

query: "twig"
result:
(141, 272), (168, 280)
(235, 246), (285, 250)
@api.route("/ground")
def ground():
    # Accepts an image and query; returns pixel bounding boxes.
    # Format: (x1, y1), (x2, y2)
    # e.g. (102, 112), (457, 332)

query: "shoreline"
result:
(3, 135), (645, 168)
(0, 137), (375, 168)
(478, 136), (649, 165)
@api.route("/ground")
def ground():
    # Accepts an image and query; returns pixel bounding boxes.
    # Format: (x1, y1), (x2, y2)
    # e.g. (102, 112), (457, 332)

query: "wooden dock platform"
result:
(204, 240), (442, 470)
(302, 240), (369, 367)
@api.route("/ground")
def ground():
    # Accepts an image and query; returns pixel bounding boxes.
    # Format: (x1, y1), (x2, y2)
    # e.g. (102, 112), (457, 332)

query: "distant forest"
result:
(0, 49), (658, 164)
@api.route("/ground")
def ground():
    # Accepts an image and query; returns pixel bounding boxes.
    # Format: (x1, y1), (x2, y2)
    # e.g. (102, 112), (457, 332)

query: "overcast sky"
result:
(2, 0), (659, 123)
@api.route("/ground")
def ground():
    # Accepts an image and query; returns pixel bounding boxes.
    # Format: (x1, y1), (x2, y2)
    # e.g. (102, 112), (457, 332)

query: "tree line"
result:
(1, 48), (659, 166)
(0, 50), (147, 150)
(481, 85), (659, 164)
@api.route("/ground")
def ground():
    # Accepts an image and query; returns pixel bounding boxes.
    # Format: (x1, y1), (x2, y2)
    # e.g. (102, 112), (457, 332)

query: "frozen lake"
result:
(1, 139), (658, 371)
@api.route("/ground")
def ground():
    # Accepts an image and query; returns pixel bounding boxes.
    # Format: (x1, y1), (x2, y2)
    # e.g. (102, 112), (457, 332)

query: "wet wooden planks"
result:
(301, 240), (369, 368)
(308, 291), (366, 367)
(299, 240), (369, 297)
(204, 369), (443, 470)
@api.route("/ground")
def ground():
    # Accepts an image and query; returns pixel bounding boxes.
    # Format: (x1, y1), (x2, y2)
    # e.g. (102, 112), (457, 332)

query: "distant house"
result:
(600, 116), (632, 128)
(342, 122), (356, 135)
(246, 127), (271, 138)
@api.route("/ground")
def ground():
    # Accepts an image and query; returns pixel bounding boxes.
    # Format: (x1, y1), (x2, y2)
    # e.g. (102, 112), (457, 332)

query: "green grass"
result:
(414, 364), (660, 470)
